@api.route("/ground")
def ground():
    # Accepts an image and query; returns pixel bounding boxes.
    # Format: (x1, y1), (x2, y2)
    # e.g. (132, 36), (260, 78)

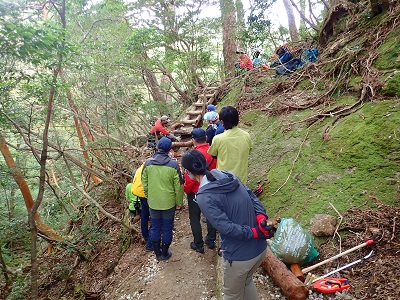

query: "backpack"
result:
(276, 58), (301, 76)
(298, 48), (319, 68)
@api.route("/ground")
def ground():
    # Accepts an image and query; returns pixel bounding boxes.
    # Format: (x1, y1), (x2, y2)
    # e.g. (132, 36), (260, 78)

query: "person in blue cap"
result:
(206, 104), (216, 112)
(142, 137), (184, 261)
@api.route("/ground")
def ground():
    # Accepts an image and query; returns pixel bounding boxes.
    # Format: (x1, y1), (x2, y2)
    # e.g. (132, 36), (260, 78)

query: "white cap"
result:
(204, 111), (218, 122)
(160, 115), (170, 123)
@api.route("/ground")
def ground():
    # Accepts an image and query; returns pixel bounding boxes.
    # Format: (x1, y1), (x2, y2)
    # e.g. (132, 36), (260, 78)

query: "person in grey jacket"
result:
(181, 149), (275, 300)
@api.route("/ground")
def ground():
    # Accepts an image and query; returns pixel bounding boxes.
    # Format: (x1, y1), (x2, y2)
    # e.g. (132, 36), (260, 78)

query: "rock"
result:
(310, 214), (337, 237)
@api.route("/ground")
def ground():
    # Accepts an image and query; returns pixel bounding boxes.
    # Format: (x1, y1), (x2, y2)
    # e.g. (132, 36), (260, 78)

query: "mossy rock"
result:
(381, 72), (400, 97)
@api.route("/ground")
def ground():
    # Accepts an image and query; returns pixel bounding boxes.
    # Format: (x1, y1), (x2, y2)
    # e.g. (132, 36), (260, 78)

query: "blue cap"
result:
(207, 104), (216, 111)
(191, 128), (206, 139)
(157, 137), (172, 152)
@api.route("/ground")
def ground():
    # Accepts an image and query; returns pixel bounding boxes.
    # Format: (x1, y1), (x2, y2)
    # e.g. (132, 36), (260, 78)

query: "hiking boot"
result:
(145, 244), (153, 252)
(205, 241), (215, 249)
(190, 242), (204, 254)
(159, 243), (172, 261)
(152, 241), (162, 259)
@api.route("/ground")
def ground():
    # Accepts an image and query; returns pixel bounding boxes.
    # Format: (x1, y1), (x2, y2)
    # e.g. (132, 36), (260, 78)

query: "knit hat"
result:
(157, 137), (172, 152)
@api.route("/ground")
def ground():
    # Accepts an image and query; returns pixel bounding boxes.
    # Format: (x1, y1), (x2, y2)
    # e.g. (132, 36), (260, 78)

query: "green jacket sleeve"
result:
(174, 171), (184, 206)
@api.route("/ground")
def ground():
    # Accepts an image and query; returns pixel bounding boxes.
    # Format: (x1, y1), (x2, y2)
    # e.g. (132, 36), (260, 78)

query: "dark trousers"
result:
(140, 197), (152, 249)
(187, 192), (216, 247)
(149, 206), (175, 244)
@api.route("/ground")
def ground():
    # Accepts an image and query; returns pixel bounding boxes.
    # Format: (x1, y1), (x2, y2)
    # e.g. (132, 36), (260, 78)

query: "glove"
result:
(252, 219), (275, 239)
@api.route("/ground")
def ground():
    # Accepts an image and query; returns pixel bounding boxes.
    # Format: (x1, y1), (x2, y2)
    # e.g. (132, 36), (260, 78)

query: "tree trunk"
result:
(220, 0), (238, 78)
(235, 0), (245, 48)
(282, 0), (300, 43)
(66, 90), (103, 185)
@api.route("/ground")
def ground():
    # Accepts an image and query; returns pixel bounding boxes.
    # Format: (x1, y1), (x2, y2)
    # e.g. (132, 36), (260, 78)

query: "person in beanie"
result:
(142, 137), (184, 261)
(181, 149), (275, 300)
(184, 128), (217, 253)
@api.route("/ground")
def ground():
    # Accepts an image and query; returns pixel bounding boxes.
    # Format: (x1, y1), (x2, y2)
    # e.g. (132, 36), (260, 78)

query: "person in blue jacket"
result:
(270, 46), (293, 67)
(181, 149), (276, 300)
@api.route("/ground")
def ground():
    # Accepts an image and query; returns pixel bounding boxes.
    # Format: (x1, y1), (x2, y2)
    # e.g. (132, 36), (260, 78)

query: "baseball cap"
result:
(160, 115), (170, 123)
(157, 137), (172, 152)
(204, 111), (218, 122)
(191, 128), (206, 139)
(206, 104), (216, 112)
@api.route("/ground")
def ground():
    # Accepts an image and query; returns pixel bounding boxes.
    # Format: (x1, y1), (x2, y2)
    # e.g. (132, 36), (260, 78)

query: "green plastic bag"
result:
(270, 218), (319, 266)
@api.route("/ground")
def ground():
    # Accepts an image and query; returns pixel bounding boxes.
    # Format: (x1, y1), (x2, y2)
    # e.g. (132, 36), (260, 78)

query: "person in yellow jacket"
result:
(131, 163), (153, 251)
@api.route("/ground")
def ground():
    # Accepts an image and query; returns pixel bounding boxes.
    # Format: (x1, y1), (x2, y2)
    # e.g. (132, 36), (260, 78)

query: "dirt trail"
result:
(103, 201), (275, 300)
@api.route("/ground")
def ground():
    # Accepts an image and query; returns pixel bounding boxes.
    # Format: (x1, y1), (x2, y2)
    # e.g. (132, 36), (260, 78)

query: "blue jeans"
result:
(149, 206), (175, 244)
(140, 197), (152, 249)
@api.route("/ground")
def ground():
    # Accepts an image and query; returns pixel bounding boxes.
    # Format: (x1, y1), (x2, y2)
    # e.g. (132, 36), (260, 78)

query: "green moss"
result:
(374, 30), (400, 70)
(248, 100), (400, 228)
(347, 76), (362, 92)
(381, 72), (400, 97)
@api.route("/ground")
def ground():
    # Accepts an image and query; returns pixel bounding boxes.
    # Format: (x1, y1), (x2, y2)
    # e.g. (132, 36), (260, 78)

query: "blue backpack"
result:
(276, 58), (301, 76)
(298, 48), (318, 68)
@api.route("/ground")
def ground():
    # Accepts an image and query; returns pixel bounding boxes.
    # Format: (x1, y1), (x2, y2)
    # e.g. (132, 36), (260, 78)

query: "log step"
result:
(182, 119), (197, 124)
(187, 110), (203, 115)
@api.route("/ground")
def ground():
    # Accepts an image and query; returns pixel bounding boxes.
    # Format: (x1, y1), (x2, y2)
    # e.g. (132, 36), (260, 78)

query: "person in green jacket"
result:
(208, 106), (253, 183)
(142, 137), (184, 261)
(125, 182), (141, 220)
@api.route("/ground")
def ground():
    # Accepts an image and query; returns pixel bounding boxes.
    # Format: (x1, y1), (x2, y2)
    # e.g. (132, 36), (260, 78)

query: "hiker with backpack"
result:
(181, 149), (275, 300)
(131, 163), (153, 252)
(142, 137), (184, 261)
(204, 111), (224, 146)
(183, 128), (217, 254)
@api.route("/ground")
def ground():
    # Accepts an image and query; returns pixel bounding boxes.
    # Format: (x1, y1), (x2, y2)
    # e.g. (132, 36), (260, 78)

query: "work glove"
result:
(252, 218), (275, 240)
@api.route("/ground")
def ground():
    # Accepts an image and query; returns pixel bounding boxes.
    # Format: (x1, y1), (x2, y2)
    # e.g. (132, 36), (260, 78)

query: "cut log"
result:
(172, 140), (193, 148)
(261, 247), (309, 300)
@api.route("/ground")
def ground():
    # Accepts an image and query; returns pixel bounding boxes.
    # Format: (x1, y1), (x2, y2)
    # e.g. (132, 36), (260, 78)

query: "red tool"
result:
(313, 277), (350, 293)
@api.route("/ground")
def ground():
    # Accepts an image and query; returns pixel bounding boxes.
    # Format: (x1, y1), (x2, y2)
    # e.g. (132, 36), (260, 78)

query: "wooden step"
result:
(198, 94), (215, 98)
(187, 110), (203, 115)
(182, 119), (198, 125)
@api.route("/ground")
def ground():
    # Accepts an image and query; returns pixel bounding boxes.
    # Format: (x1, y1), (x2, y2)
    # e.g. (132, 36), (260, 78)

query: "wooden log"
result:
(172, 140), (193, 148)
(261, 247), (309, 300)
